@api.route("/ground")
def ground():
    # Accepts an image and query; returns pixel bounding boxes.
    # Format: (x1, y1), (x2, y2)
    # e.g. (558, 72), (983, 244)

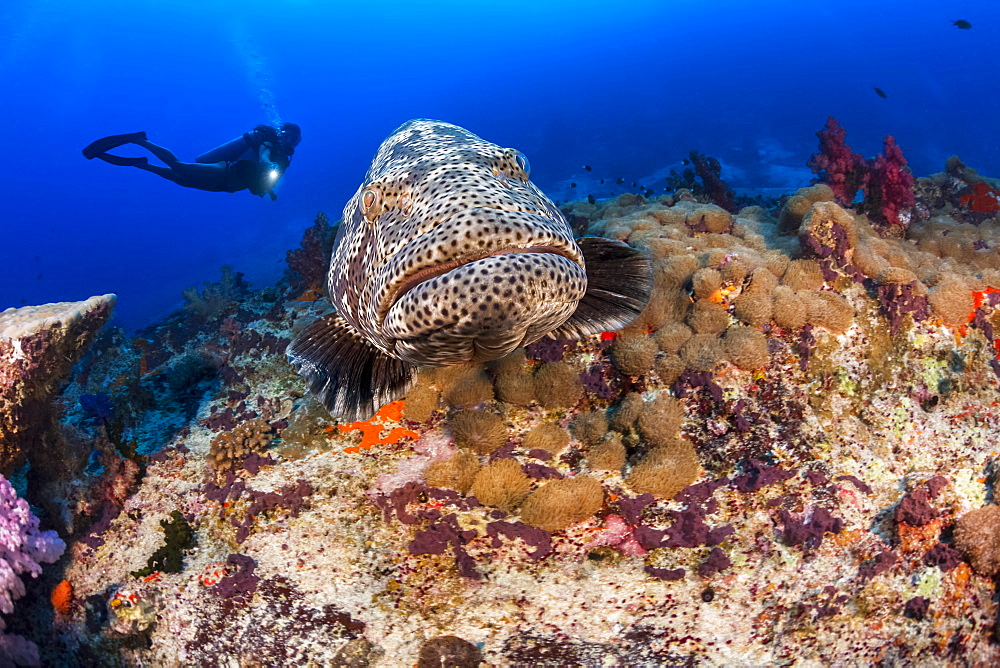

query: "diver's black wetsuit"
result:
(82, 127), (293, 200)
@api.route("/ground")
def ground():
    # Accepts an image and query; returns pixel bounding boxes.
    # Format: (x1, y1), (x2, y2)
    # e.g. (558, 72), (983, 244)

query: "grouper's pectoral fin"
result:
(286, 312), (418, 422)
(549, 236), (653, 339)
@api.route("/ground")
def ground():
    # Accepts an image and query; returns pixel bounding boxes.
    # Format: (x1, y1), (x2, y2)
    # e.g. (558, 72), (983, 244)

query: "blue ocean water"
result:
(3, 0), (997, 330)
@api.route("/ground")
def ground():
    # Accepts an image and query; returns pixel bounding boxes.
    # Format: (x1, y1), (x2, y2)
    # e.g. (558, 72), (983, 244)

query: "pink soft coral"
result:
(0, 474), (65, 665)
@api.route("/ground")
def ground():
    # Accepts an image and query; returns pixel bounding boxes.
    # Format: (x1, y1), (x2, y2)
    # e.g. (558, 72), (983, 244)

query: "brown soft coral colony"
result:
(424, 451), (480, 494)
(519, 476), (604, 531)
(626, 440), (701, 500)
(449, 409), (507, 454)
(953, 504), (1000, 576)
(470, 458), (533, 509)
(208, 418), (273, 470)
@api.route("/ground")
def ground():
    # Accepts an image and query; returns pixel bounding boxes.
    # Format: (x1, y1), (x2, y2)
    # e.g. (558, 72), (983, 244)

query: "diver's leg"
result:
(133, 139), (183, 167)
(132, 161), (182, 183)
(93, 153), (148, 168)
(168, 161), (230, 191)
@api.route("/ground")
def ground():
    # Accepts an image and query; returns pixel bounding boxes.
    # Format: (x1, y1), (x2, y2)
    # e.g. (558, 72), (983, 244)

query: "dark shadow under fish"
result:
(288, 120), (651, 421)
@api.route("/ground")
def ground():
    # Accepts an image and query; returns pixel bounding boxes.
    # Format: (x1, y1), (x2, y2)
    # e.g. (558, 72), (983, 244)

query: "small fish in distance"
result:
(287, 120), (652, 421)
(874, 87), (887, 98)
(953, 20), (971, 29)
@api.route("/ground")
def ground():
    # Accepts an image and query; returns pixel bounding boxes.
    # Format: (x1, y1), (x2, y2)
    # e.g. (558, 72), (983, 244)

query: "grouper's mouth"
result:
(387, 245), (576, 311)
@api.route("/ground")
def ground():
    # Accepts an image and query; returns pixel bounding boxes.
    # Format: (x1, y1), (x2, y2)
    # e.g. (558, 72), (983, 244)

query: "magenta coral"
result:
(862, 136), (916, 235)
(689, 151), (737, 213)
(807, 117), (867, 205)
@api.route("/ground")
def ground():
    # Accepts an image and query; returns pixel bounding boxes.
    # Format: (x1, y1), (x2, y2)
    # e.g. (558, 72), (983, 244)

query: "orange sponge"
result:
(51, 579), (73, 614)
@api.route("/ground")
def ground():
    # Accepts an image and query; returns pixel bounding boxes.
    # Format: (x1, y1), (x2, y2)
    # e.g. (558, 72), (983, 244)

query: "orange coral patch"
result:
(293, 283), (324, 302)
(339, 401), (418, 452)
(958, 182), (1000, 214)
(972, 287), (1000, 311)
(51, 579), (73, 614)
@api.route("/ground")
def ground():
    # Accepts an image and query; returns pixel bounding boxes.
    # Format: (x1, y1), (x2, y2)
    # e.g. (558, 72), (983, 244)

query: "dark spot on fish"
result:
(874, 87), (887, 98)
(584, 165), (592, 171)
(953, 19), (971, 29)
(616, 178), (624, 184)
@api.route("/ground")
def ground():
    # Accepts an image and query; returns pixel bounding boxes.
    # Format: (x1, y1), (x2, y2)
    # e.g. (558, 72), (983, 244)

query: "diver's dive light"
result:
(269, 169), (280, 182)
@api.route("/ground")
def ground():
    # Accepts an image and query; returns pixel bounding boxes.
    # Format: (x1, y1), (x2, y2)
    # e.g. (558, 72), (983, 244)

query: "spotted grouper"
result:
(288, 119), (651, 420)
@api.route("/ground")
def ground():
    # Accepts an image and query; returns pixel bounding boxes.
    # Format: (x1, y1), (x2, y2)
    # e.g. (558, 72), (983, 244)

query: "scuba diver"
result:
(81, 123), (301, 200)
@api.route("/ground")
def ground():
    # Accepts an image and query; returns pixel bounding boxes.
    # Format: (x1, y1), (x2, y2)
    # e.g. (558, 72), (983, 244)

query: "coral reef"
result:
(14, 128), (1000, 665)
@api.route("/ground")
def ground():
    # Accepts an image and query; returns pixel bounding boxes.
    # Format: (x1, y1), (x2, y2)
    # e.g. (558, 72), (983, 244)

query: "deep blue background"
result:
(3, 0), (997, 330)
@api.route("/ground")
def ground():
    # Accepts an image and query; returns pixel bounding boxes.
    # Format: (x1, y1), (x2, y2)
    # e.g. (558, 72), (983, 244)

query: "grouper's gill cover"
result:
(288, 119), (652, 421)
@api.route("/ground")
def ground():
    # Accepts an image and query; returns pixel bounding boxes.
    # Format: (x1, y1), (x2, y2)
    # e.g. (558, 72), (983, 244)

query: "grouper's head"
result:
(329, 120), (587, 366)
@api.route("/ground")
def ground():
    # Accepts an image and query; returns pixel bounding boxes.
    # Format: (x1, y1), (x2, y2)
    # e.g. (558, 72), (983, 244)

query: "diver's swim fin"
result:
(82, 132), (147, 159)
(94, 154), (148, 167)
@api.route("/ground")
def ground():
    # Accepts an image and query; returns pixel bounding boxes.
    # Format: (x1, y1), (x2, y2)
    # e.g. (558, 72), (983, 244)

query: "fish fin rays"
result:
(549, 237), (653, 339)
(286, 312), (418, 422)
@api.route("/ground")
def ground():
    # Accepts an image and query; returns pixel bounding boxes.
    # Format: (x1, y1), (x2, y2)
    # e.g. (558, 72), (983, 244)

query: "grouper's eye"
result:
(515, 152), (530, 178)
(360, 188), (385, 223)
(362, 190), (376, 211)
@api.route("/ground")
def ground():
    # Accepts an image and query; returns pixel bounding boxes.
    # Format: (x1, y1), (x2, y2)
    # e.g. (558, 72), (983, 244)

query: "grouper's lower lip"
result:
(387, 245), (574, 310)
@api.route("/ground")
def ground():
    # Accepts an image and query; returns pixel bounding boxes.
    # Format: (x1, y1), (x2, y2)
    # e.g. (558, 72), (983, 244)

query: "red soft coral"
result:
(863, 136), (915, 236)
(807, 117), (867, 205)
